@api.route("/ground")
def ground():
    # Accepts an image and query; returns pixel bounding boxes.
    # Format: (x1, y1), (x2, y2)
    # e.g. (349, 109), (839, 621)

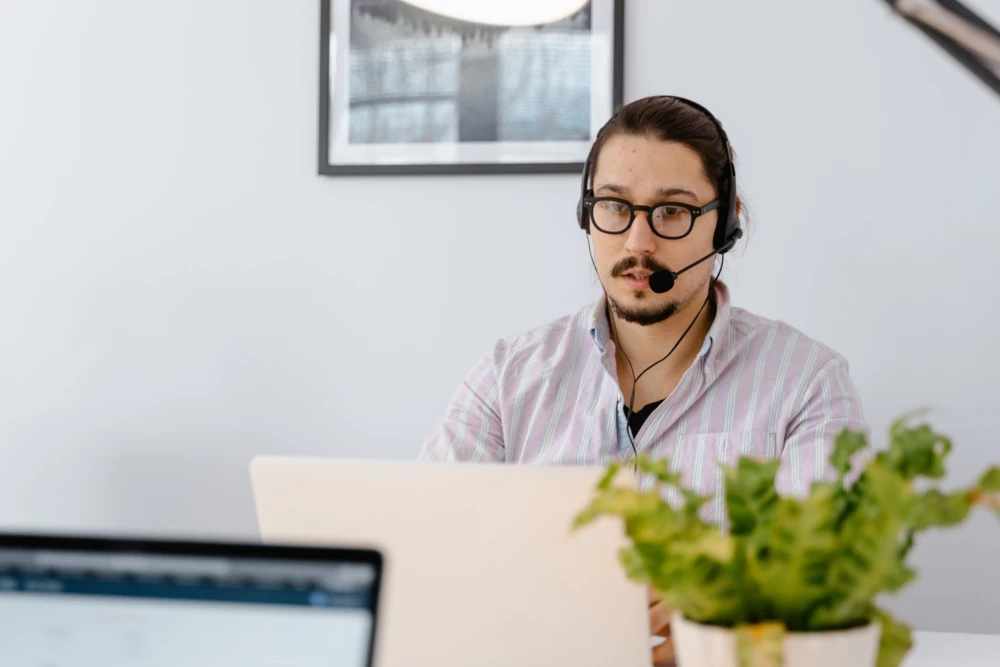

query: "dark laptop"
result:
(0, 533), (382, 666)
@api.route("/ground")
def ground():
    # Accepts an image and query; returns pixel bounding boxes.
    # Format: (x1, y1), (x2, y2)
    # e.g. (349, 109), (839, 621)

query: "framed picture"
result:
(318, 0), (624, 175)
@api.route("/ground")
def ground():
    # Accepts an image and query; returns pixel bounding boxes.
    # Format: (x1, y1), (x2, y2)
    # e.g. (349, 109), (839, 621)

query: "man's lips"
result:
(620, 273), (652, 290)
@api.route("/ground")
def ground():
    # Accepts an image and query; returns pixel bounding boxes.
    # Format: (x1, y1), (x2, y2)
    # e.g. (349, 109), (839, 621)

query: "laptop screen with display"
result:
(0, 535), (381, 667)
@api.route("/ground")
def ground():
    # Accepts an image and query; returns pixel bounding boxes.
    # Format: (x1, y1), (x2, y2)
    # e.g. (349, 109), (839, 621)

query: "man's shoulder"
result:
(724, 305), (851, 372)
(486, 301), (596, 372)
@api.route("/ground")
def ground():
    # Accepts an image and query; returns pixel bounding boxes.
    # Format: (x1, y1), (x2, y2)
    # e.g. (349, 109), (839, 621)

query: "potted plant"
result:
(574, 414), (1000, 667)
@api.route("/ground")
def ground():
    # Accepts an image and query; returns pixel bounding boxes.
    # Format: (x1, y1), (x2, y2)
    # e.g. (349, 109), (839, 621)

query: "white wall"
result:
(0, 0), (997, 633)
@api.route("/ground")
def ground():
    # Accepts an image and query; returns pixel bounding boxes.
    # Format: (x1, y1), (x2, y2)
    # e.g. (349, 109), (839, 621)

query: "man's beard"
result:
(608, 294), (679, 326)
(606, 254), (679, 326)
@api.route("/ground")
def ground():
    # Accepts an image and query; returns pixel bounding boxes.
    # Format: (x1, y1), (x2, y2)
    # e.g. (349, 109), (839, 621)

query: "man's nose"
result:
(624, 210), (657, 254)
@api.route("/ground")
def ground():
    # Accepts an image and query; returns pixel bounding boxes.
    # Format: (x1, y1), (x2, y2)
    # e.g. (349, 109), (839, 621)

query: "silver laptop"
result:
(250, 458), (650, 667)
(0, 533), (383, 666)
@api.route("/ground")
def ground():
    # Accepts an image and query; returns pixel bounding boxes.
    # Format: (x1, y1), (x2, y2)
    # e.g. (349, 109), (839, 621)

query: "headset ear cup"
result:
(719, 226), (743, 254)
(577, 155), (592, 233)
(577, 200), (591, 232)
(714, 166), (740, 250)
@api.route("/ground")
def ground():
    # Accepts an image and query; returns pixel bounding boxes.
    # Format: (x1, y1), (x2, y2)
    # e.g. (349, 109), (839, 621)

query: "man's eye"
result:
(597, 201), (628, 215)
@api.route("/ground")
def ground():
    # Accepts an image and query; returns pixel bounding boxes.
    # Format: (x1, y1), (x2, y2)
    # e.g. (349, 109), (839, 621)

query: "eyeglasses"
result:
(582, 196), (721, 240)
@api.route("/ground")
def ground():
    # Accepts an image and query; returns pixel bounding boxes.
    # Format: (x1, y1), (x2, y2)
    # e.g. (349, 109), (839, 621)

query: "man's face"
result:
(589, 134), (719, 326)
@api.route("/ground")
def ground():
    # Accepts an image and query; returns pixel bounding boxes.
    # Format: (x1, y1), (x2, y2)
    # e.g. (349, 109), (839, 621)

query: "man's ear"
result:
(735, 197), (742, 216)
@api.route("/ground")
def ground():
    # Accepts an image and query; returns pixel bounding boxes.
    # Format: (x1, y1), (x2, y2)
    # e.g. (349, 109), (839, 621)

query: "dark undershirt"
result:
(625, 399), (664, 438)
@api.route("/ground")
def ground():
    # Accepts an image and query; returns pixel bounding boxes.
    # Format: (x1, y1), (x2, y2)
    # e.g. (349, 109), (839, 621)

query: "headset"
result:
(575, 95), (742, 254)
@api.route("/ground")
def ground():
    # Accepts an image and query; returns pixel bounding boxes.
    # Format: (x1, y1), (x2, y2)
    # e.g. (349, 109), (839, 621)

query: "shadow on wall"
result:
(104, 453), (261, 540)
(880, 509), (1000, 635)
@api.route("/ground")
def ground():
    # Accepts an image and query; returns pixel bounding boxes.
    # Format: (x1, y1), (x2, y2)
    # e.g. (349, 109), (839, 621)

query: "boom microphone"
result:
(647, 229), (743, 294)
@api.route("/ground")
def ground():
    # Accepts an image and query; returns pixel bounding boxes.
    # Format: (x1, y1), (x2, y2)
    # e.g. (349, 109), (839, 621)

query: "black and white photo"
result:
(318, 0), (624, 174)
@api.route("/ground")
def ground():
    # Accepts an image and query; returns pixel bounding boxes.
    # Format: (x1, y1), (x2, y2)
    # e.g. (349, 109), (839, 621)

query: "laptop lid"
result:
(250, 457), (650, 667)
(0, 533), (382, 667)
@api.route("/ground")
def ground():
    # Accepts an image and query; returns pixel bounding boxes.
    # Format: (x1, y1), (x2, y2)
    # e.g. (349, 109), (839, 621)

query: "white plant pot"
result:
(671, 612), (881, 667)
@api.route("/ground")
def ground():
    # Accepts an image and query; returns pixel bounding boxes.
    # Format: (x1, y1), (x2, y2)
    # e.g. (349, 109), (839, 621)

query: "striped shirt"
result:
(419, 281), (869, 523)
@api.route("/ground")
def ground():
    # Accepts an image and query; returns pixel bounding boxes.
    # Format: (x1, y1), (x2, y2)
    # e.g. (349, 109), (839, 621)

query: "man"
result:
(419, 96), (869, 664)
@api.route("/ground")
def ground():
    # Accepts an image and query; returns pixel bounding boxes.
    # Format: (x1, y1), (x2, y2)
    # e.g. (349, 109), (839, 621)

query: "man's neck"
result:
(609, 285), (717, 380)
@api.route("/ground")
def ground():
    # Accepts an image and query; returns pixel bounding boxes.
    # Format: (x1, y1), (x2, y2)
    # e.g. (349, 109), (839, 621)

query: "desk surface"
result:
(905, 631), (1000, 666)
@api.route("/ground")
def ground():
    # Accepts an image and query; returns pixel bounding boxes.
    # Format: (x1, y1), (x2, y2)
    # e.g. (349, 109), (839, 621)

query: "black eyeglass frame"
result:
(582, 196), (721, 240)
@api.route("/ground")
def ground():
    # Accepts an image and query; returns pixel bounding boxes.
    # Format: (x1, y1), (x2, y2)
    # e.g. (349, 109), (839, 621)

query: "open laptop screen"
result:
(0, 535), (381, 667)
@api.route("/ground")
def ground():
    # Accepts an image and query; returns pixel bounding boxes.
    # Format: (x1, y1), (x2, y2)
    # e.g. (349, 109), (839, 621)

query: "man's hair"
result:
(585, 96), (747, 231)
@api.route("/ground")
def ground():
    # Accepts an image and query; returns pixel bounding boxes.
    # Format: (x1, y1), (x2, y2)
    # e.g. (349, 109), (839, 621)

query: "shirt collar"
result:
(587, 280), (733, 372)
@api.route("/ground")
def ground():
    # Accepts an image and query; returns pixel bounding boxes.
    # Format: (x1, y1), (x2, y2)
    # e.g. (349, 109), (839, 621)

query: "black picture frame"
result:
(317, 0), (625, 176)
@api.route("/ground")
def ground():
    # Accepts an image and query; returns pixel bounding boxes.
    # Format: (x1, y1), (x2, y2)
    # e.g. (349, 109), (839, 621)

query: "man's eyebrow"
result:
(593, 183), (701, 200)
(655, 186), (699, 200)
(593, 183), (629, 196)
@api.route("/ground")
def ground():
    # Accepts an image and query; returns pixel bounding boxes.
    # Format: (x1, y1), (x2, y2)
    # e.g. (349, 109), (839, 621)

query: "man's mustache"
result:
(610, 256), (668, 278)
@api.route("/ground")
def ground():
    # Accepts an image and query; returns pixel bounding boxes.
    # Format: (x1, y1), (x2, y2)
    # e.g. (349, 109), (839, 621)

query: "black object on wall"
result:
(882, 0), (1000, 99)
